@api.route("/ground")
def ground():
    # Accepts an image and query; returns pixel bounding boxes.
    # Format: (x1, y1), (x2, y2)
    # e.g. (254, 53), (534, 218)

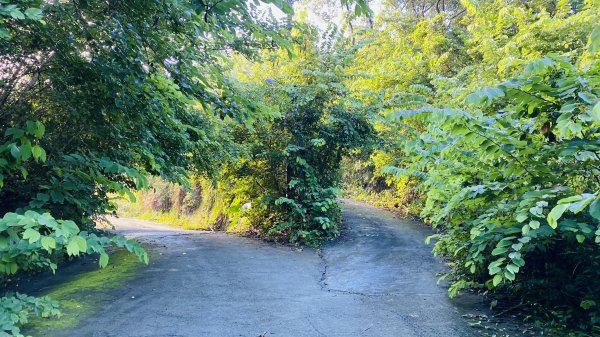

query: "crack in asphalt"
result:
(317, 249), (328, 290)
(25, 200), (495, 337)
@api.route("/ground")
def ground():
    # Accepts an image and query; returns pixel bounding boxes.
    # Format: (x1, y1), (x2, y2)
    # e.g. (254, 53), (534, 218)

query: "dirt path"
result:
(25, 200), (488, 337)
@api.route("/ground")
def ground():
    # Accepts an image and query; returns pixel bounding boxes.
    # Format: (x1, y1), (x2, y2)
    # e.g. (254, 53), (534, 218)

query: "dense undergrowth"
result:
(338, 0), (600, 334)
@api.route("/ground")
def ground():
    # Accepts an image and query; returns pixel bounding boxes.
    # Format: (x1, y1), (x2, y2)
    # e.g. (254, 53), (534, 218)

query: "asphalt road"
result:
(42, 199), (483, 337)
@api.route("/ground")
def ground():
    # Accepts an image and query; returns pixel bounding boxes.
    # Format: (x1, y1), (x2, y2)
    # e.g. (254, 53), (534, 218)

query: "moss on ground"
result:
(24, 249), (143, 334)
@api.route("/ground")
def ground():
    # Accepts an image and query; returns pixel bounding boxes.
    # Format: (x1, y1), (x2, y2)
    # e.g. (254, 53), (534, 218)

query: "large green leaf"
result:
(22, 228), (40, 244)
(547, 204), (569, 229)
(41, 236), (56, 251)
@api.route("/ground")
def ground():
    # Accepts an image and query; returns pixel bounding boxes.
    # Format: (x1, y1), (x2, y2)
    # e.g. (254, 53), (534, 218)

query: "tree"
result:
(225, 24), (375, 245)
(0, 0), (292, 334)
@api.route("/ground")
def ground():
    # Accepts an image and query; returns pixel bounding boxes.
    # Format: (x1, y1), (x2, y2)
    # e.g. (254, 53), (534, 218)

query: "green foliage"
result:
(118, 176), (233, 231)
(0, 0), (298, 334)
(10, 0), (600, 334)
(0, 121), (45, 188)
(0, 0), (290, 224)
(1, 293), (59, 337)
(0, 210), (147, 335)
(339, 0), (600, 333)
(385, 42), (600, 333)
(0, 1), (44, 39)
(0, 210), (148, 275)
(225, 25), (375, 245)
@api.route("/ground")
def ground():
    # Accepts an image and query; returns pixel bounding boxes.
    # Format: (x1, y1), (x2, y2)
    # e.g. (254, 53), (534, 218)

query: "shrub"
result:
(391, 53), (600, 332)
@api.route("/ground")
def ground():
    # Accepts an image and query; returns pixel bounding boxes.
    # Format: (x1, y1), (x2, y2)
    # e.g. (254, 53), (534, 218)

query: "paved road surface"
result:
(40, 200), (482, 337)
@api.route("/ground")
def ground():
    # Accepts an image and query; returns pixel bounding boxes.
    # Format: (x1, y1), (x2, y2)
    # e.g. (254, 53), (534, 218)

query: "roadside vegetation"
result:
(0, 0), (320, 335)
(123, 24), (375, 245)
(2, 0), (600, 336)
(341, 1), (600, 334)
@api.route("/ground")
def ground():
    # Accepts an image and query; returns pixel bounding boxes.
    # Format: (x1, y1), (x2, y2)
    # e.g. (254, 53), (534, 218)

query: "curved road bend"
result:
(44, 199), (482, 337)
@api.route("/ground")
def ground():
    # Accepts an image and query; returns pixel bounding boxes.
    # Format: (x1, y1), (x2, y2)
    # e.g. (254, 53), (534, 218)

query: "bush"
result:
(391, 54), (600, 333)
(223, 26), (376, 245)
